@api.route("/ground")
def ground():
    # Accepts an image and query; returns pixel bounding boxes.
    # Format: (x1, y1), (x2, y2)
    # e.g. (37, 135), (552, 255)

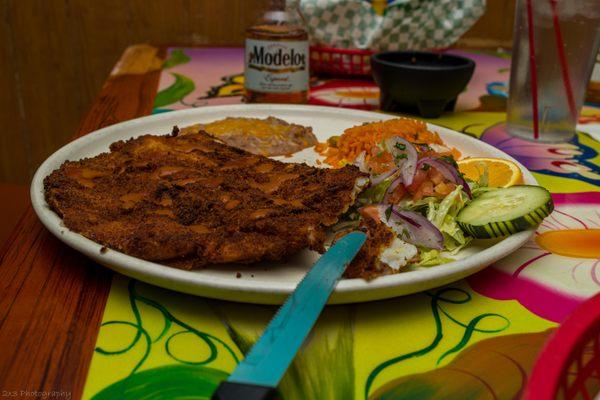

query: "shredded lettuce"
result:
(426, 186), (471, 251)
(395, 196), (437, 212)
(468, 179), (499, 199)
(390, 186), (472, 252)
(357, 179), (392, 205)
(353, 171), (486, 268)
(415, 242), (470, 266)
(416, 249), (454, 266)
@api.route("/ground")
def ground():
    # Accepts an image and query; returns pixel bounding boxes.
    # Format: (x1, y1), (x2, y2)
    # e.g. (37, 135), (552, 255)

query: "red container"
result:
(310, 46), (374, 77)
(525, 292), (600, 399)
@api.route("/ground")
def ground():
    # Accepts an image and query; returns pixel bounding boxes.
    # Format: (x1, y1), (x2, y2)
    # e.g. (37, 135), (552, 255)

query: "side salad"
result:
(323, 127), (554, 273)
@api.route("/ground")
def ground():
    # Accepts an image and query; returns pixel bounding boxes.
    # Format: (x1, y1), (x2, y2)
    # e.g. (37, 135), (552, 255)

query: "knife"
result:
(211, 231), (366, 400)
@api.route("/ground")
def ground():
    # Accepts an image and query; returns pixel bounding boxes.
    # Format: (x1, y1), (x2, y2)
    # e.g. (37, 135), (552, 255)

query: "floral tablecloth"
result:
(82, 48), (600, 399)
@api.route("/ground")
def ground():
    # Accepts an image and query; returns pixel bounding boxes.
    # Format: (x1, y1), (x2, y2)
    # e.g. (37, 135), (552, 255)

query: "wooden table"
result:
(0, 184), (28, 248)
(0, 45), (165, 399)
(2, 44), (599, 399)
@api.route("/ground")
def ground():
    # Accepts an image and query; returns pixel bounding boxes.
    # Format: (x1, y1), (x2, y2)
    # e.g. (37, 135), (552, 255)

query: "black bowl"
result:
(371, 51), (475, 118)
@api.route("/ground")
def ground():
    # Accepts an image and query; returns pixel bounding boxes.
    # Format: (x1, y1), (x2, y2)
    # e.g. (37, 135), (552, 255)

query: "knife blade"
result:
(211, 231), (366, 400)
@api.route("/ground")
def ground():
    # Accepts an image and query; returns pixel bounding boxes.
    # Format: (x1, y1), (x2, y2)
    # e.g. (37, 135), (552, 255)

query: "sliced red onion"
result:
(385, 137), (418, 186)
(355, 151), (396, 185)
(367, 204), (444, 250)
(382, 173), (403, 203)
(370, 167), (398, 185)
(417, 157), (472, 198)
(391, 208), (444, 250)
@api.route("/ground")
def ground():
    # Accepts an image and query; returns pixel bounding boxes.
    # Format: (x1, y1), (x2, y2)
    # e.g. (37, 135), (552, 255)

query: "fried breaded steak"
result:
(44, 130), (364, 268)
(178, 117), (318, 156)
(341, 218), (396, 279)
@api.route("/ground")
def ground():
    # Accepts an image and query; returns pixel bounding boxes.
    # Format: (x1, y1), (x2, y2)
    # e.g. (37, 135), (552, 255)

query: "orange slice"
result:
(457, 157), (524, 187)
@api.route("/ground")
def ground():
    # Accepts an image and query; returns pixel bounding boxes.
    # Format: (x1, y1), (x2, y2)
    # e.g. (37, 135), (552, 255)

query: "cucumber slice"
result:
(456, 185), (554, 239)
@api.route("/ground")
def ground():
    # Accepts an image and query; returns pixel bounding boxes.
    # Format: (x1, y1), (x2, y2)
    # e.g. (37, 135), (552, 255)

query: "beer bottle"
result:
(244, 0), (309, 104)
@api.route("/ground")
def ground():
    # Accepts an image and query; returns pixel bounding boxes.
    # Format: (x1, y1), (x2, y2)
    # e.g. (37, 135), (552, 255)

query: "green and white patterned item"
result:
(299, 0), (486, 51)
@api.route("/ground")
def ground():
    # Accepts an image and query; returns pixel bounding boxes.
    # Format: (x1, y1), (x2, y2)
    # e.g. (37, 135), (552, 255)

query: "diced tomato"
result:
(420, 180), (434, 196)
(428, 167), (444, 185)
(359, 205), (382, 222)
(408, 166), (455, 199)
(434, 182), (456, 196)
(412, 186), (424, 201)
(407, 169), (427, 192)
(387, 184), (406, 204)
(411, 179), (433, 201)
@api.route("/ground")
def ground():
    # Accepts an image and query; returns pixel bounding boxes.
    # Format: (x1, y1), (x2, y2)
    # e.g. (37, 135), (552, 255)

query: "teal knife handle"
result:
(211, 381), (277, 400)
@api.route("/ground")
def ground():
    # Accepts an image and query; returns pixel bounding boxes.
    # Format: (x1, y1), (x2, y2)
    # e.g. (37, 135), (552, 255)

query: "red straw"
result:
(526, 0), (540, 140)
(549, 0), (578, 120)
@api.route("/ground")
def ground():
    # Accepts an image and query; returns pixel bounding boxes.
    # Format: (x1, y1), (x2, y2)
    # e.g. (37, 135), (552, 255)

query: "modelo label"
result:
(245, 39), (309, 93)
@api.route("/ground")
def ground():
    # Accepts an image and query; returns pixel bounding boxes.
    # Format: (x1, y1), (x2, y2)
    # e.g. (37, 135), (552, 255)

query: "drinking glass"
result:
(506, 0), (600, 142)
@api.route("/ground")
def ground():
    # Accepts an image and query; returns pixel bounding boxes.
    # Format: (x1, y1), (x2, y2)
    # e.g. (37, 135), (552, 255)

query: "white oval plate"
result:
(31, 104), (535, 304)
